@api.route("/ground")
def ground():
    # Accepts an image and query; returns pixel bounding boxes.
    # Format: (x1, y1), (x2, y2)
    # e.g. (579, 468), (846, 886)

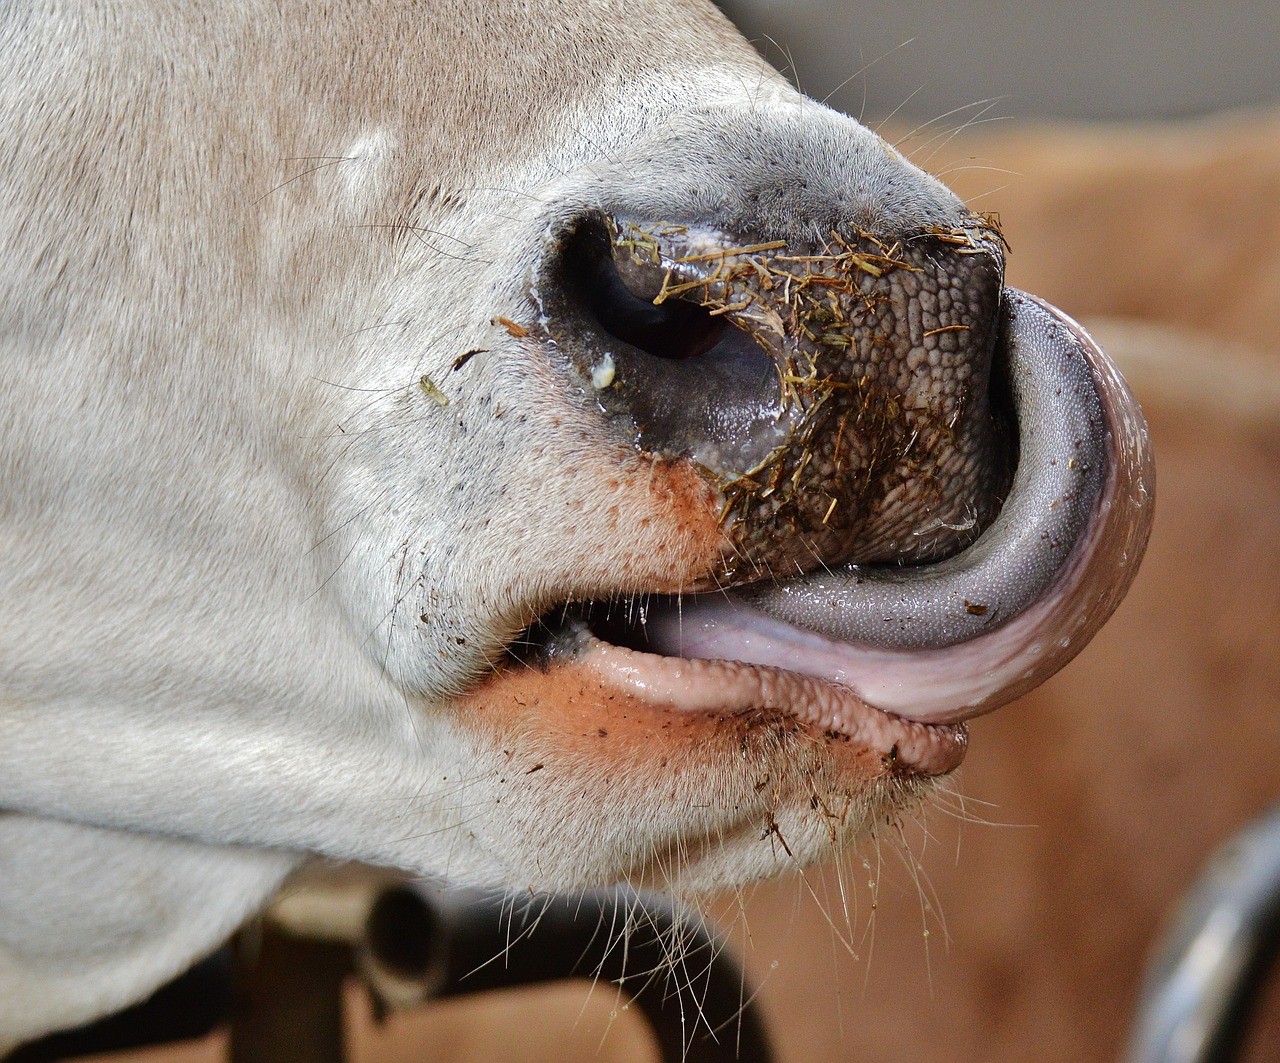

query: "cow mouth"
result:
(510, 289), (1154, 770)
(510, 600), (970, 776)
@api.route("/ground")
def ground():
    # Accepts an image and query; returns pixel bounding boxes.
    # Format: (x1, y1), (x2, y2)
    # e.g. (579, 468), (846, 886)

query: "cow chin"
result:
(448, 644), (964, 894)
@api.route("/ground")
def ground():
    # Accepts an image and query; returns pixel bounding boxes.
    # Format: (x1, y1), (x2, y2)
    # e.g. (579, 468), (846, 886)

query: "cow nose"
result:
(536, 212), (1011, 579)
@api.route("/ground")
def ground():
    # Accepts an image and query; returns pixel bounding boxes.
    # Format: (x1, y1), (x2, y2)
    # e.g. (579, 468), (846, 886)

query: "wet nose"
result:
(537, 211), (1010, 580)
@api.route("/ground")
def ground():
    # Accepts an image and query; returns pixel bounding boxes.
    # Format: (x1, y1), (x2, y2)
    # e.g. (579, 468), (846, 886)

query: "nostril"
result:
(538, 216), (788, 474)
(536, 211), (1011, 579)
(586, 250), (726, 362)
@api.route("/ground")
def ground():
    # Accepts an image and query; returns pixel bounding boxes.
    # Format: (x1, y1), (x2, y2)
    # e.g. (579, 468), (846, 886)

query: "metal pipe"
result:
(257, 871), (776, 1061)
(1124, 801), (1280, 1063)
(14, 869), (773, 1063)
(363, 884), (775, 1063)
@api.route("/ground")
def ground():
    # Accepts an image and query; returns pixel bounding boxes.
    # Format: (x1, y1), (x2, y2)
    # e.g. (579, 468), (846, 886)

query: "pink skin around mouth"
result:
(567, 299), (1153, 756)
(593, 298), (1154, 728)
(575, 634), (969, 777)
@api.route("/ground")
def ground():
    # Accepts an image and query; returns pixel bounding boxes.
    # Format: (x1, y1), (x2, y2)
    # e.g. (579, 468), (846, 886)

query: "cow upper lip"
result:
(511, 290), (1154, 730)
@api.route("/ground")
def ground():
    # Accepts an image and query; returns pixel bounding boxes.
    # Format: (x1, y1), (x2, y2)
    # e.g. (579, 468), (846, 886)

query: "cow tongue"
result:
(632, 291), (1155, 725)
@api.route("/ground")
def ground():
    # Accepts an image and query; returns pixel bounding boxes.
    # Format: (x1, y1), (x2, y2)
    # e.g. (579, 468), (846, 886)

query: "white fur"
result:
(0, 0), (966, 1044)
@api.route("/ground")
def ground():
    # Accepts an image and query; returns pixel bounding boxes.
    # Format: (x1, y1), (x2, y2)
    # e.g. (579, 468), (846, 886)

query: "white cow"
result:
(0, 0), (1152, 1048)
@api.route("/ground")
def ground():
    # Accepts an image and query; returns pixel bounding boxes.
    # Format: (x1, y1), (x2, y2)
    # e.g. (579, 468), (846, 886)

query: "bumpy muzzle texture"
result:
(602, 218), (1012, 580)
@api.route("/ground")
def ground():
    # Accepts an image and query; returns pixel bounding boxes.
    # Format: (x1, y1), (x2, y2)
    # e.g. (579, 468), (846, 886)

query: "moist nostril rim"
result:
(538, 215), (787, 473)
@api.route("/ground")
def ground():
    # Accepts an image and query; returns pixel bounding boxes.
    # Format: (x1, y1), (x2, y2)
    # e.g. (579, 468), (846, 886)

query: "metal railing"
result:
(13, 876), (773, 1063)
(1125, 801), (1280, 1063)
(16, 801), (1280, 1063)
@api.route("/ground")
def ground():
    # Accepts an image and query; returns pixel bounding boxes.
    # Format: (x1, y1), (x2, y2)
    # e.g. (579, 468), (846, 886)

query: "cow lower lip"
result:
(520, 609), (968, 777)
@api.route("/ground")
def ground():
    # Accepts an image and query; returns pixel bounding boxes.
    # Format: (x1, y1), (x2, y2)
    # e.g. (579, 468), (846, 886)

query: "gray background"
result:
(718, 0), (1280, 122)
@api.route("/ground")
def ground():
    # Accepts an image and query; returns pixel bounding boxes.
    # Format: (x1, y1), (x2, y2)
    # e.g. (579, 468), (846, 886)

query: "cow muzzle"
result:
(526, 210), (1154, 739)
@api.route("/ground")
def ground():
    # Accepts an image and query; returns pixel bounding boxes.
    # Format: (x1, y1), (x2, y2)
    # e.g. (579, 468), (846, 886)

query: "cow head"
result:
(281, 3), (1154, 890)
(0, 1), (1153, 1039)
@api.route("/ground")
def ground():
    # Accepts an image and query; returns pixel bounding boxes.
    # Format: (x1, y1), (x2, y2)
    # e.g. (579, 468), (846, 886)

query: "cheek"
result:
(544, 451), (728, 594)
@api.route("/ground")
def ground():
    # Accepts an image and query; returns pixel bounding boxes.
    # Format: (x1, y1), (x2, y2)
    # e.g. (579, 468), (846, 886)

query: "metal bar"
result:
(1124, 801), (1280, 1063)
(227, 932), (351, 1063)
(407, 888), (775, 1063)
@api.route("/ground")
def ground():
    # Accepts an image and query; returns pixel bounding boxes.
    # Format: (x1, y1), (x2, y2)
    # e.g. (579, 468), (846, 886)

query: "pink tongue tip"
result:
(637, 594), (1001, 723)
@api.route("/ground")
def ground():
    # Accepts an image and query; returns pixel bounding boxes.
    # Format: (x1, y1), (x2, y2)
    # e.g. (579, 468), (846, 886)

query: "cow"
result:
(0, 0), (1153, 1048)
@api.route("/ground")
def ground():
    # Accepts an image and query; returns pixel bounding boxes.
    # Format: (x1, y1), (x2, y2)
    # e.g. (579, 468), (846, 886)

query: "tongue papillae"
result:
(605, 223), (1155, 725)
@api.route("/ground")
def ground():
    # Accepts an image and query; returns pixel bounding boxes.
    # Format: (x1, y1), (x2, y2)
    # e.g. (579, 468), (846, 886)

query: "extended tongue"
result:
(640, 291), (1155, 723)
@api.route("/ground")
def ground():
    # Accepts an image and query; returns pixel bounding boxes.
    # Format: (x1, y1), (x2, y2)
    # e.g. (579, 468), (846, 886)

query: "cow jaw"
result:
(452, 648), (962, 892)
